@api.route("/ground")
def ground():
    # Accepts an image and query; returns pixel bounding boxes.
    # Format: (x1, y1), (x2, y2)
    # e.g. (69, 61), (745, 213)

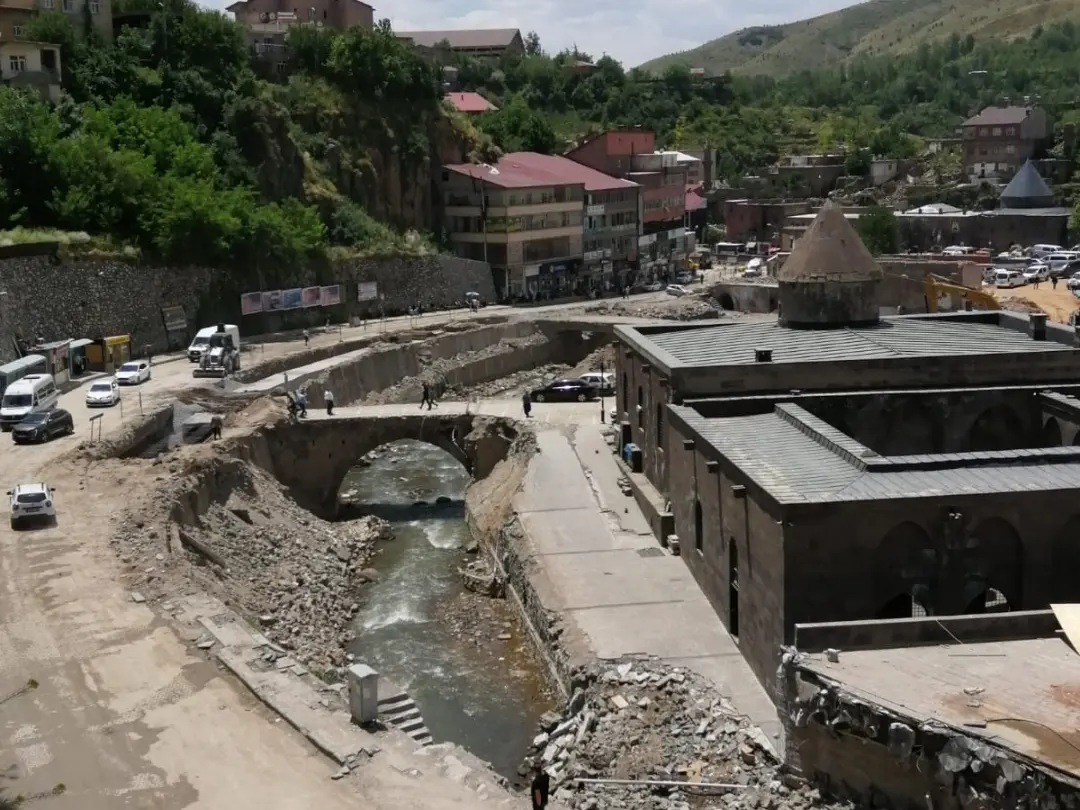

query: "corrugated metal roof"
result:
(648, 317), (1071, 368)
(675, 402), (1080, 505)
(1001, 160), (1055, 208)
(398, 28), (520, 49)
(963, 105), (1034, 126)
(444, 92), (497, 113)
(502, 153), (639, 192)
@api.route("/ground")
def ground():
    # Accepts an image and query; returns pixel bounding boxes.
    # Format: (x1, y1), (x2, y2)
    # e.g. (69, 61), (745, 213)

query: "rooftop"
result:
(669, 396), (1080, 505)
(776, 202), (882, 284)
(443, 91), (496, 113)
(1001, 160), (1055, 209)
(963, 105), (1038, 127)
(797, 636), (1080, 778)
(445, 152), (637, 192)
(397, 28), (520, 50)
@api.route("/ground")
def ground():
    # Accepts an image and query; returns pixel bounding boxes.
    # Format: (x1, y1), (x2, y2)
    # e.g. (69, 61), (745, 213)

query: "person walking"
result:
(296, 389), (308, 418)
(302, 328), (310, 347)
(522, 391), (532, 418)
(210, 415), (223, 440)
(324, 388), (335, 416)
(1053, 275), (1059, 290)
(420, 382), (434, 411)
(530, 766), (549, 810)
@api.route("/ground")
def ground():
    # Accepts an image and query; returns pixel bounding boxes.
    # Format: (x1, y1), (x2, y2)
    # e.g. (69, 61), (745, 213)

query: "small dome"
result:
(777, 203), (883, 284)
(1000, 160), (1054, 209)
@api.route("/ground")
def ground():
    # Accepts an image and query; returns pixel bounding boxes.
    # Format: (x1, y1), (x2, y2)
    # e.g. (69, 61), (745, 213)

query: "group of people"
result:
(285, 387), (336, 420)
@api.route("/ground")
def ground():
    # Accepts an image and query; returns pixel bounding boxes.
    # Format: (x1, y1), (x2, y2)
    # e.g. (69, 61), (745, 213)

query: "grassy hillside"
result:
(640, 0), (1080, 77)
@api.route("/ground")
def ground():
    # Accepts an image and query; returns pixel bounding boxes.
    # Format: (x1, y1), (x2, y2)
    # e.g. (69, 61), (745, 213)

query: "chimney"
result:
(755, 348), (773, 363)
(1030, 312), (1047, 341)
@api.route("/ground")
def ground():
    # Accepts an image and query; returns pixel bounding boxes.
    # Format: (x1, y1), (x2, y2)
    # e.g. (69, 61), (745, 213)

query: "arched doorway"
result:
(968, 405), (1024, 452)
(964, 517), (1023, 613)
(718, 293), (735, 311)
(874, 522), (935, 615)
(1040, 417), (1063, 448)
(694, 499), (703, 552)
(728, 537), (739, 638)
(636, 385), (644, 428)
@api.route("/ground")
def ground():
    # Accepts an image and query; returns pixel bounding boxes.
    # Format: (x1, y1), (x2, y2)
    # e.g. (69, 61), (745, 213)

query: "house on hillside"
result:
(443, 92), (497, 114)
(0, 40), (62, 103)
(397, 28), (524, 60)
(962, 105), (1051, 181)
(0, 0), (112, 52)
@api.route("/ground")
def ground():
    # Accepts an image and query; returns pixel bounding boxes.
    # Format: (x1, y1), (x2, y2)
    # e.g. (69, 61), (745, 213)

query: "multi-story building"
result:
(442, 155), (586, 300)
(0, 39), (62, 102)
(397, 28), (524, 60)
(226, 0), (372, 70)
(499, 152), (641, 292)
(0, 0), (112, 48)
(962, 105), (1051, 180)
(567, 129), (693, 277)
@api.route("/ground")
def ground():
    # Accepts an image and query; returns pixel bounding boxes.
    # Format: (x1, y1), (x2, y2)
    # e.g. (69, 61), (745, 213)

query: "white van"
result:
(188, 324), (240, 362)
(994, 269), (1025, 289)
(0, 374), (58, 431)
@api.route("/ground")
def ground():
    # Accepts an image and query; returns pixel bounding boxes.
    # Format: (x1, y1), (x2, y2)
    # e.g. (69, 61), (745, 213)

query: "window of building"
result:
(979, 127), (989, 136)
(621, 373), (628, 413)
(62, 0), (72, 10)
(694, 500), (703, 552)
(1006, 127), (1016, 136)
(40, 0), (53, 6)
(12, 25), (21, 38)
(275, 61), (287, 74)
(89, 0), (100, 11)
(992, 127), (1001, 136)
(636, 385), (644, 428)
(8, 56), (26, 73)
(656, 402), (664, 448)
(308, 6), (315, 18)
(1006, 144), (1016, 155)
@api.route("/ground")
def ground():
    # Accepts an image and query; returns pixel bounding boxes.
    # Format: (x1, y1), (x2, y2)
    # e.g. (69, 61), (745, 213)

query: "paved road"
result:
(307, 398), (607, 425)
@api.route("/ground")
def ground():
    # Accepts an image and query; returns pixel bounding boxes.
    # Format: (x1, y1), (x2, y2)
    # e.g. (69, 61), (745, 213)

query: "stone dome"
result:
(777, 202), (884, 329)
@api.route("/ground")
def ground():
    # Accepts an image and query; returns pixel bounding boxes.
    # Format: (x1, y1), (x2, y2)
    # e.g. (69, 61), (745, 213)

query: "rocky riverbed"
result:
(526, 658), (856, 810)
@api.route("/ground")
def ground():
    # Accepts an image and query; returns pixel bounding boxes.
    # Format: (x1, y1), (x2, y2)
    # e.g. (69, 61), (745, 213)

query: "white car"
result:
(666, 284), (691, 297)
(1067, 272), (1080, 291)
(85, 378), (120, 407)
(8, 482), (56, 529)
(1023, 264), (1050, 283)
(643, 282), (664, 292)
(579, 372), (615, 396)
(115, 360), (151, 386)
(942, 246), (973, 257)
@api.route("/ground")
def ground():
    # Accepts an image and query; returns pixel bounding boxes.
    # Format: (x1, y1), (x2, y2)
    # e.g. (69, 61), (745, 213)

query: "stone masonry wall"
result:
(0, 252), (495, 364)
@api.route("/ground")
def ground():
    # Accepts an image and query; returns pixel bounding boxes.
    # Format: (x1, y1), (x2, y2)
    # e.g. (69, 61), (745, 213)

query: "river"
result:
(340, 440), (555, 782)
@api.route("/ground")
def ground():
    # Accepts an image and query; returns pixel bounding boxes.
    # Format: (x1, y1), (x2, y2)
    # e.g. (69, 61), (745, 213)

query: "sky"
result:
(203, 0), (868, 67)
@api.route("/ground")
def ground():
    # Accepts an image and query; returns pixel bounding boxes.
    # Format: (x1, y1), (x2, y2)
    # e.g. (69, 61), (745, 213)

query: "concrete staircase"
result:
(378, 690), (433, 746)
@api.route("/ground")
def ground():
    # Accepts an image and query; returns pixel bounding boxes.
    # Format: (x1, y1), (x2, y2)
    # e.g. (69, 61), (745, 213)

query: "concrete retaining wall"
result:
(80, 404), (174, 460)
(0, 252), (495, 364)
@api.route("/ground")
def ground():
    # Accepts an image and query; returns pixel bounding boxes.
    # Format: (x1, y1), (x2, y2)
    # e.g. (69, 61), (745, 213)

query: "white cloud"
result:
(200, 0), (863, 67)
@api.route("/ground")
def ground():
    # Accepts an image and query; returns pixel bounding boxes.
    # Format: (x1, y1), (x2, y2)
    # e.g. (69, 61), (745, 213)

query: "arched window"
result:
(694, 499), (703, 551)
(636, 385), (644, 428)
(656, 403), (664, 448)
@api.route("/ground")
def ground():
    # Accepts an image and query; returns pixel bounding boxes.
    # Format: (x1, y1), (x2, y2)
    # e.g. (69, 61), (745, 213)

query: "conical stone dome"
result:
(778, 202), (883, 329)
(1000, 160), (1054, 209)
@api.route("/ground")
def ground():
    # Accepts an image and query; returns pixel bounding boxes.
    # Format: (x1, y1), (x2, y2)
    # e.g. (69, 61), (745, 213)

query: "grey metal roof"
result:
(673, 403), (1080, 505)
(647, 316), (1070, 368)
(1001, 160), (1055, 209)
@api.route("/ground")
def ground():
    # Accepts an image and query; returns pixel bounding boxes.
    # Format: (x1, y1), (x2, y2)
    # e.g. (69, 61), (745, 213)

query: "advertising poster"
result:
(301, 286), (321, 308)
(239, 292), (263, 315)
(281, 288), (304, 310)
(357, 281), (378, 302)
(319, 285), (342, 306)
(262, 290), (282, 312)
(160, 305), (187, 332)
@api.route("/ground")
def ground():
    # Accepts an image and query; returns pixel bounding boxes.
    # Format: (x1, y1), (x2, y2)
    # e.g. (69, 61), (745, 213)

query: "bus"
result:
(0, 354), (48, 398)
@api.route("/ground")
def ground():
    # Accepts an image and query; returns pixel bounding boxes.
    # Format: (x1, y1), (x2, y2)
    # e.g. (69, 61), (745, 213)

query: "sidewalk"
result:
(514, 424), (781, 749)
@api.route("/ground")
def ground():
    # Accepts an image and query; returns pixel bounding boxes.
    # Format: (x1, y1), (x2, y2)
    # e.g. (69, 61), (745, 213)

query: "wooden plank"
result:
(1050, 604), (1080, 653)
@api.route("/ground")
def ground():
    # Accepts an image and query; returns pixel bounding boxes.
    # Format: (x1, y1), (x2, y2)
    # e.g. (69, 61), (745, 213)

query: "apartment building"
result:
(0, 0), (112, 47)
(962, 105), (1052, 180)
(442, 155), (587, 300)
(227, 0), (372, 70)
(0, 40), (62, 102)
(497, 152), (640, 292)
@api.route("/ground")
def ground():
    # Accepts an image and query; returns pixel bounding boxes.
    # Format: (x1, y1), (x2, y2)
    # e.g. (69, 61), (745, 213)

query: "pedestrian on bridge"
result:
(325, 388), (335, 416)
(420, 382), (436, 410)
(522, 391), (532, 418)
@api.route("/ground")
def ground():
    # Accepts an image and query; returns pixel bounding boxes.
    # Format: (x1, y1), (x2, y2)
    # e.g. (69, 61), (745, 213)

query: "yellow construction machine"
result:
(922, 273), (1000, 313)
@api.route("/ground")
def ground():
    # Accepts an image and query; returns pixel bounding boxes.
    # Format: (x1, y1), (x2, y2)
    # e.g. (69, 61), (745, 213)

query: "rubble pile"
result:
(527, 660), (850, 810)
(116, 462), (394, 673)
(582, 297), (722, 322)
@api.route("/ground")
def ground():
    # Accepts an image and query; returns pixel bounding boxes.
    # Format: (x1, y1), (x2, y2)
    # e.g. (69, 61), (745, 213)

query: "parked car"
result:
(1023, 264), (1050, 283)
(666, 284), (691, 297)
(8, 482), (56, 529)
(85, 378), (120, 407)
(1067, 272), (1080, 291)
(529, 379), (598, 403)
(12, 409), (74, 444)
(643, 282), (664, 292)
(942, 245), (974, 256)
(578, 372), (615, 396)
(115, 360), (151, 385)
(994, 269), (1025, 289)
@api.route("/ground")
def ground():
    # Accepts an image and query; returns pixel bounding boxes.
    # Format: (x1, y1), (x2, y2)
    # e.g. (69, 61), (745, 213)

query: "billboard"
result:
(240, 292), (263, 315)
(281, 288), (303, 310)
(262, 290), (282, 312)
(358, 281), (378, 301)
(161, 305), (187, 332)
(301, 286), (321, 308)
(320, 285), (342, 306)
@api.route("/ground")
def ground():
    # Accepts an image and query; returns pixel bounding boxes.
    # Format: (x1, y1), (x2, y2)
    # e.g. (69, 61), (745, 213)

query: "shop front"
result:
(68, 338), (94, 378)
(30, 339), (73, 386)
(86, 335), (131, 374)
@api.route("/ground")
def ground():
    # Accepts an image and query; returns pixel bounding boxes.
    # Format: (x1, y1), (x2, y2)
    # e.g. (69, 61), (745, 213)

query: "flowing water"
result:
(341, 440), (555, 781)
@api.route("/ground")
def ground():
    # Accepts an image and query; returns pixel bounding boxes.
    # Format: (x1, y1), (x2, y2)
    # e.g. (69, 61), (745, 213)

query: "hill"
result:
(639, 0), (1080, 77)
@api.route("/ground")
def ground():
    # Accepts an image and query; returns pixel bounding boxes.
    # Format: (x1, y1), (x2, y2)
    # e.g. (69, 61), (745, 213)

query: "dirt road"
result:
(992, 283), (1080, 323)
(0, 313), (597, 807)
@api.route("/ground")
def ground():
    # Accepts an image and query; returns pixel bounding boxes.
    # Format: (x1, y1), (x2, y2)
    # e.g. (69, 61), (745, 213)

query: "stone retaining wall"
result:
(0, 252), (495, 364)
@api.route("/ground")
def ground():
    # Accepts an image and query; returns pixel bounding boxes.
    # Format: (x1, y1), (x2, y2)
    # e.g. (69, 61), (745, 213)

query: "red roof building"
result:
(444, 92), (497, 114)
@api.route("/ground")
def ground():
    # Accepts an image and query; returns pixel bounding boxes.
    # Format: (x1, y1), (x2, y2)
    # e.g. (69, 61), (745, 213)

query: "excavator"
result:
(922, 273), (1000, 314)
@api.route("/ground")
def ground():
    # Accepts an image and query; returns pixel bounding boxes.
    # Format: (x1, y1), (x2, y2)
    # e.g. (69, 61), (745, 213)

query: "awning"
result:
(104, 335), (130, 347)
(69, 338), (94, 349)
(31, 339), (72, 352)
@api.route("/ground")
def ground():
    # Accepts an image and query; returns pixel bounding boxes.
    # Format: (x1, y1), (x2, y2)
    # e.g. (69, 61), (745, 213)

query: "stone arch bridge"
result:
(260, 410), (516, 515)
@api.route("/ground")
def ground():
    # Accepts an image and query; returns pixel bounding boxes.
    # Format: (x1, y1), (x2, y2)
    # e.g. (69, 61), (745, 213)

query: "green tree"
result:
(477, 95), (558, 154)
(857, 206), (900, 255)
